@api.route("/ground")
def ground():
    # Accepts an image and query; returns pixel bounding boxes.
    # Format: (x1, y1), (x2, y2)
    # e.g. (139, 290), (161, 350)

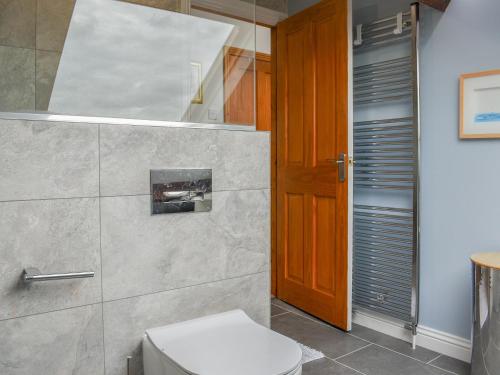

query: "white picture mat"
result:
(462, 72), (500, 136)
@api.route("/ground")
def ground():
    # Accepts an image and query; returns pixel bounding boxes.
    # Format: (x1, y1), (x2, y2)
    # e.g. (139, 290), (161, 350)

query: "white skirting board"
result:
(352, 310), (472, 363)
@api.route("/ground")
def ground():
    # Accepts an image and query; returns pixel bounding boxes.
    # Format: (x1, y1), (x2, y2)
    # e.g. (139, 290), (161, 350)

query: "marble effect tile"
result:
(0, 46), (35, 112)
(0, 0), (36, 49)
(103, 272), (269, 375)
(99, 124), (270, 196)
(35, 50), (61, 111)
(0, 198), (101, 320)
(0, 120), (99, 201)
(0, 304), (104, 375)
(37, 0), (76, 52)
(101, 190), (269, 301)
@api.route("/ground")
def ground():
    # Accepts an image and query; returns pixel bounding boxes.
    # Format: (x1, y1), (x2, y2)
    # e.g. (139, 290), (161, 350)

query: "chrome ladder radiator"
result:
(352, 4), (420, 336)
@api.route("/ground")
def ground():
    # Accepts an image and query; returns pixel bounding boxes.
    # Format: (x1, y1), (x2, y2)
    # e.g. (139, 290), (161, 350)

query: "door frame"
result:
(269, 0), (353, 330)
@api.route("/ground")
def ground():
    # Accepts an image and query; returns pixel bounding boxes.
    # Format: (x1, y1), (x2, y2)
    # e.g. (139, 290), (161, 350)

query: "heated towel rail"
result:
(352, 4), (420, 337)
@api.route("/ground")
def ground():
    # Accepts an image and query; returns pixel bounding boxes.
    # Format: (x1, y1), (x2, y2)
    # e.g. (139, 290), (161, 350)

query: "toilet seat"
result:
(144, 310), (302, 375)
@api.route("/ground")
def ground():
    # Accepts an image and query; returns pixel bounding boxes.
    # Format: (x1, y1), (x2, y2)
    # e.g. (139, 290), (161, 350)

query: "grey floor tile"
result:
(272, 298), (324, 323)
(271, 304), (288, 316)
(303, 358), (362, 375)
(337, 345), (450, 375)
(429, 355), (470, 375)
(350, 324), (440, 363)
(271, 313), (369, 359)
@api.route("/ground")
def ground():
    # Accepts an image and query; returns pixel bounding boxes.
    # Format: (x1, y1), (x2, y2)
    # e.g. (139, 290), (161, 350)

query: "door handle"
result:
(331, 153), (346, 182)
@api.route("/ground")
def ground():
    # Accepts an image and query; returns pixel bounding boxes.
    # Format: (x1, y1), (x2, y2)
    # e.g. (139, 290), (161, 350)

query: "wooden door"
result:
(224, 47), (271, 130)
(255, 53), (272, 131)
(224, 47), (254, 125)
(276, 0), (349, 329)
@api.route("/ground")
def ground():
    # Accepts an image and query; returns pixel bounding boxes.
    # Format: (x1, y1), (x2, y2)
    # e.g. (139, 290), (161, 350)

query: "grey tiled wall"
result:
(0, 119), (271, 375)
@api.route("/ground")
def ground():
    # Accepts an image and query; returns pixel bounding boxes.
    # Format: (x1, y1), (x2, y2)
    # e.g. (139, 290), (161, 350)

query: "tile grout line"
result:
(271, 301), (461, 375)
(102, 270), (270, 304)
(2, 270), (271, 324)
(427, 353), (442, 364)
(271, 302), (370, 344)
(98, 124), (107, 374)
(34, 0), (37, 111)
(0, 301), (103, 323)
(271, 311), (291, 318)
(332, 359), (370, 375)
(0, 188), (270, 205)
(362, 342), (459, 375)
(333, 343), (373, 361)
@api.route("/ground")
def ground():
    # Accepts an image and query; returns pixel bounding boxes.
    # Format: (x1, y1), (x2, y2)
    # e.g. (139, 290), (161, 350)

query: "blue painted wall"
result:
(419, 0), (500, 339)
(288, 0), (500, 340)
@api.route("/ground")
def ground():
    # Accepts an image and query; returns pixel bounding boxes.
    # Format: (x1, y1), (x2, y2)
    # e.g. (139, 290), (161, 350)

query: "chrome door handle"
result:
(327, 153), (346, 182)
(336, 153), (346, 182)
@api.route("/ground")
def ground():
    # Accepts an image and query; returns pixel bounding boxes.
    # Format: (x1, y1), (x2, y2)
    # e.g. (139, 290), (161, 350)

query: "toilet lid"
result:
(145, 310), (302, 375)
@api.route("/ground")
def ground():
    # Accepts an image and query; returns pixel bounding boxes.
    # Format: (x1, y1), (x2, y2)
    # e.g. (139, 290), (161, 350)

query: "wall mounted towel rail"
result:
(22, 268), (95, 283)
(352, 3), (420, 339)
(354, 12), (412, 51)
(353, 205), (414, 323)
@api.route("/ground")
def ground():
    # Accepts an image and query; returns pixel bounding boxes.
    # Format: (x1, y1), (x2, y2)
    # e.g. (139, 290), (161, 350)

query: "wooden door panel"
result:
(314, 17), (337, 165)
(285, 28), (306, 166)
(285, 193), (305, 283)
(224, 49), (254, 125)
(314, 195), (336, 296)
(256, 70), (272, 131)
(277, 0), (348, 329)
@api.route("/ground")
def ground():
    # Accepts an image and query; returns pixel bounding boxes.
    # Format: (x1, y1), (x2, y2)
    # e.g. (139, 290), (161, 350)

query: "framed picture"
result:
(190, 62), (203, 104)
(460, 69), (500, 139)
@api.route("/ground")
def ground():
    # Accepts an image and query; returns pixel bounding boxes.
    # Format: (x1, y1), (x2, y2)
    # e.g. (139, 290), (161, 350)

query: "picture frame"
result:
(460, 69), (500, 139)
(190, 62), (203, 104)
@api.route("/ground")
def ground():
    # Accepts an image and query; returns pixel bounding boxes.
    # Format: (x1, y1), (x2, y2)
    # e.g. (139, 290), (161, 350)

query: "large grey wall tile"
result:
(0, 120), (99, 200)
(103, 272), (269, 375)
(0, 304), (104, 375)
(35, 50), (61, 111)
(37, 0), (75, 52)
(99, 124), (270, 196)
(0, 198), (101, 320)
(0, 0), (36, 48)
(101, 189), (269, 301)
(0, 46), (35, 112)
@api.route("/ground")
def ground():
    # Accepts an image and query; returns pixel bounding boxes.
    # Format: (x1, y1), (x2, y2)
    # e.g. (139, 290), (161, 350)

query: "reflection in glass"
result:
(0, 0), (262, 126)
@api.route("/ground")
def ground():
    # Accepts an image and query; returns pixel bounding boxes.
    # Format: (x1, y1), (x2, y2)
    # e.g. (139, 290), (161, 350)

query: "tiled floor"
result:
(270, 299), (470, 375)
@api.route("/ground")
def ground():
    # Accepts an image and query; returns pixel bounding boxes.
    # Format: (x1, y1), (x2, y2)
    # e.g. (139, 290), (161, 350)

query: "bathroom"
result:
(0, 0), (499, 374)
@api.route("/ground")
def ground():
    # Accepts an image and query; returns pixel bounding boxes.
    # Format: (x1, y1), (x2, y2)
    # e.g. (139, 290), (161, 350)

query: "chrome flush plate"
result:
(150, 169), (212, 215)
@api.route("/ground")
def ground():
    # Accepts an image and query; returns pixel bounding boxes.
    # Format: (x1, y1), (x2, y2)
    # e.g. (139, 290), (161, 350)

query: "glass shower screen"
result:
(0, 0), (258, 127)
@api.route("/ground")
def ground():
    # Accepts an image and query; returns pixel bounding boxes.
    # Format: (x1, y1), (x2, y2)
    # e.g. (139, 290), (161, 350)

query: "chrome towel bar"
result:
(22, 267), (94, 283)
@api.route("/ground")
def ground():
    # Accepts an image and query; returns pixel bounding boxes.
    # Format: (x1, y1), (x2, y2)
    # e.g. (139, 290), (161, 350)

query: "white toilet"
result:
(143, 309), (303, 375)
